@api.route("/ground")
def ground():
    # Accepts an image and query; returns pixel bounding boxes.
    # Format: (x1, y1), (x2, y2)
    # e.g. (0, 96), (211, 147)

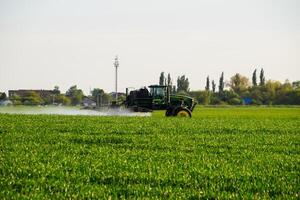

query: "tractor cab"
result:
(149, 85), (168, 110)
(149, 85), (167, 99)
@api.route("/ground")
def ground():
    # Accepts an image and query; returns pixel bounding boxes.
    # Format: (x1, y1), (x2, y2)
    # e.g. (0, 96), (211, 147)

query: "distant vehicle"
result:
(125, 85), (197, 117)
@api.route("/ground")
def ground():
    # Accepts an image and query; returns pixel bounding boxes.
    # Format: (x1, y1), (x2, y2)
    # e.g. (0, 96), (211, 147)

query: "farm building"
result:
(82, 96), (96, 107)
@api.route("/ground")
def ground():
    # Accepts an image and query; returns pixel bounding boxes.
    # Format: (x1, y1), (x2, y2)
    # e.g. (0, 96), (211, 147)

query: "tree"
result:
(56, 94), (71, 105)
(91, 88), (113, 106)
(274, 80), (293, 104)
(53, 86), (60, 94)
(177, 75), (190, 92)
(0, 92), (6, 101)
(259, 68), (265, 86)
(167, 73), (172, 86)
(218, 72), (224, 93)
(229, 73), (250, 95)
(264, 80), (282, 104)
(228, 97), (242, 105)
(205, 76), (210, 91)
(201, 91), (211, 105)
(292, 81), (300, 89)
(189, 90), (211, 105)
(66, 85), (84, 105)
(91, 88), (104, 100)
(248, 84), (264, 105)
(252, 69), (257, 86)
(10, 94), (22, 105)
(102, 93), (112, 105)
(23, 91), (43, 105)
(159, 72), (165, 86)
(219, 90), (240, 104)
(91, 88), (105, 106)
(212, 80), (216, 93)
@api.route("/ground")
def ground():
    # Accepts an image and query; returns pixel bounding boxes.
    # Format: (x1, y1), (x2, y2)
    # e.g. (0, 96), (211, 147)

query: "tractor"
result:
(125, 85), (197, 117)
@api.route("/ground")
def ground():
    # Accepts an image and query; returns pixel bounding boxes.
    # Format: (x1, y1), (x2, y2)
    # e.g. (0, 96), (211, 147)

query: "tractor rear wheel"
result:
(175, 107), (192, 117)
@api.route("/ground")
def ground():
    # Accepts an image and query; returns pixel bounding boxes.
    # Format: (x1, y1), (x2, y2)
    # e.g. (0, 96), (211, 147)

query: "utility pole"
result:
(114, 56), (119, 101)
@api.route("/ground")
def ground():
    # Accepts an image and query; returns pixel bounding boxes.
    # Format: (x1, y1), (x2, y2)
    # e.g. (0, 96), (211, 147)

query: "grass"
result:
(0, 107), (299, 199)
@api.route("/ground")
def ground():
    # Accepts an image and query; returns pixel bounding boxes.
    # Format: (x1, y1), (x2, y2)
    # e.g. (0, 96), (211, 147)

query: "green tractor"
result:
(125, 85), (197, 117)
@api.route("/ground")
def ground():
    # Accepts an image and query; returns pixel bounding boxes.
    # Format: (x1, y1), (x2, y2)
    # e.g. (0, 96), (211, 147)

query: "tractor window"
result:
(156, 88), (165, 97)
(150, 87), (165, 99)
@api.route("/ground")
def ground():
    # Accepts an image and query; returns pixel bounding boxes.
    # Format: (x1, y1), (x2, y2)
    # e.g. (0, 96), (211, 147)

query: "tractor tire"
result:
(165, 108), (173, 117)
(174, 107), (192, 117)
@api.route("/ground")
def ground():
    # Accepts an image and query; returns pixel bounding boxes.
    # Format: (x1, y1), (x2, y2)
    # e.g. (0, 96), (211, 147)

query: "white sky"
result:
(0, 0), (299, 94)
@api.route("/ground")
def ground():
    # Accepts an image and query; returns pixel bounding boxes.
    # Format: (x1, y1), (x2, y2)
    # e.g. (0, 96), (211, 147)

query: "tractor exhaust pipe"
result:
(167, 85), (171, 103)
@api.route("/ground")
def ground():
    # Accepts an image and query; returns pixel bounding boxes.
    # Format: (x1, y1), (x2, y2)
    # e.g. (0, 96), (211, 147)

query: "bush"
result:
(228, 98), (242, 105)
(12, 100), (22, 105)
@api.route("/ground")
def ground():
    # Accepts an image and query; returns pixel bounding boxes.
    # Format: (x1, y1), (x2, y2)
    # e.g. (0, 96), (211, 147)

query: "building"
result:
(82, 96), (96, 108)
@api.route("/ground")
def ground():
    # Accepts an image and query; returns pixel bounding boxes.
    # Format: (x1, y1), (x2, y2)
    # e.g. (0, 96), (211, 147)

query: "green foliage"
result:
(91, 88), (104, 100)
(274, 81), (295, 104)
(210, 93), (222, 104)
(218, 90), (240, 103)
(199, 91), (211, 105)
(252, 69), (257, 86)
(229, 73), (250, 96)
(212, 80), (216, 93)
(0, 107), (299, 199)
(167, 73), (172, 86)
(177, 75), (190, 92)
(23, 91), (43, 105)
(10, 94), (21, 105)
(218, 72), (224, 93)
(0, 92), (7, 100)
(159, 72), (165, 86)
(189, 90), (210, 105)
(56, 94), (71, 105)
(92, 88), (113, 105)
(9, 92), (43, 105)
(205, 76), (210, 91)
(66, 85), (84, 105)
(228, 97), (242, 105)
(91, 89), (112, 105)
(292, 81), (300, 89)
(53, 86), (60, 95)
(259, 68), (265, 86)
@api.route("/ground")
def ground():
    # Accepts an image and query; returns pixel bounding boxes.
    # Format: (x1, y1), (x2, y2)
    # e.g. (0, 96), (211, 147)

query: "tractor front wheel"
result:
(175, 107), (192, 117)
(165, 109), (173, 117)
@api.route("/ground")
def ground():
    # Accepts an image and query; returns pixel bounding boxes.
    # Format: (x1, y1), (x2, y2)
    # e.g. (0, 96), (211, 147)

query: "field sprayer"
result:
(124, 85), (197, 117)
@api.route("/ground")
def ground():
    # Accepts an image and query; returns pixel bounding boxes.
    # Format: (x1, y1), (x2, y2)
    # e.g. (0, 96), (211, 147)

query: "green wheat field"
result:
(0, 107), (299, 199)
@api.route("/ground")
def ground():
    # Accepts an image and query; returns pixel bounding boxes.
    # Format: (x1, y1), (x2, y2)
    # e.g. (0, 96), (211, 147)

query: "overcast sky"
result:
(0, 0), (299, 94)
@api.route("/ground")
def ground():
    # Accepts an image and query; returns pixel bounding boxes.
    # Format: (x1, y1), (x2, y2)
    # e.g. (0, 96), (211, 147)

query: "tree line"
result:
(0, 86), (115, 106)
(159, 69), (300, 105)
(1, 69), (299, 106)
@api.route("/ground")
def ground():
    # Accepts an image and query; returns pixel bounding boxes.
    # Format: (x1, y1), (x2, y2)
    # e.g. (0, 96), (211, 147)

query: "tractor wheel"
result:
(165, 109), (173, 117)
(175, 107), (192, 117)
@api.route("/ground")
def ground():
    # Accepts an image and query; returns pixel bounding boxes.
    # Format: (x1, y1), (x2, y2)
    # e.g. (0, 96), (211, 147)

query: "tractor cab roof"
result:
(148, 85), (167, 88)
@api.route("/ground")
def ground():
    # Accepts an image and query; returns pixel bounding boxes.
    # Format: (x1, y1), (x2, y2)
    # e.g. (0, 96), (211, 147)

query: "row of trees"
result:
(2, 69), (299, 106)
(159, 69), (300, 105)
(1, 85), (114, 106)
